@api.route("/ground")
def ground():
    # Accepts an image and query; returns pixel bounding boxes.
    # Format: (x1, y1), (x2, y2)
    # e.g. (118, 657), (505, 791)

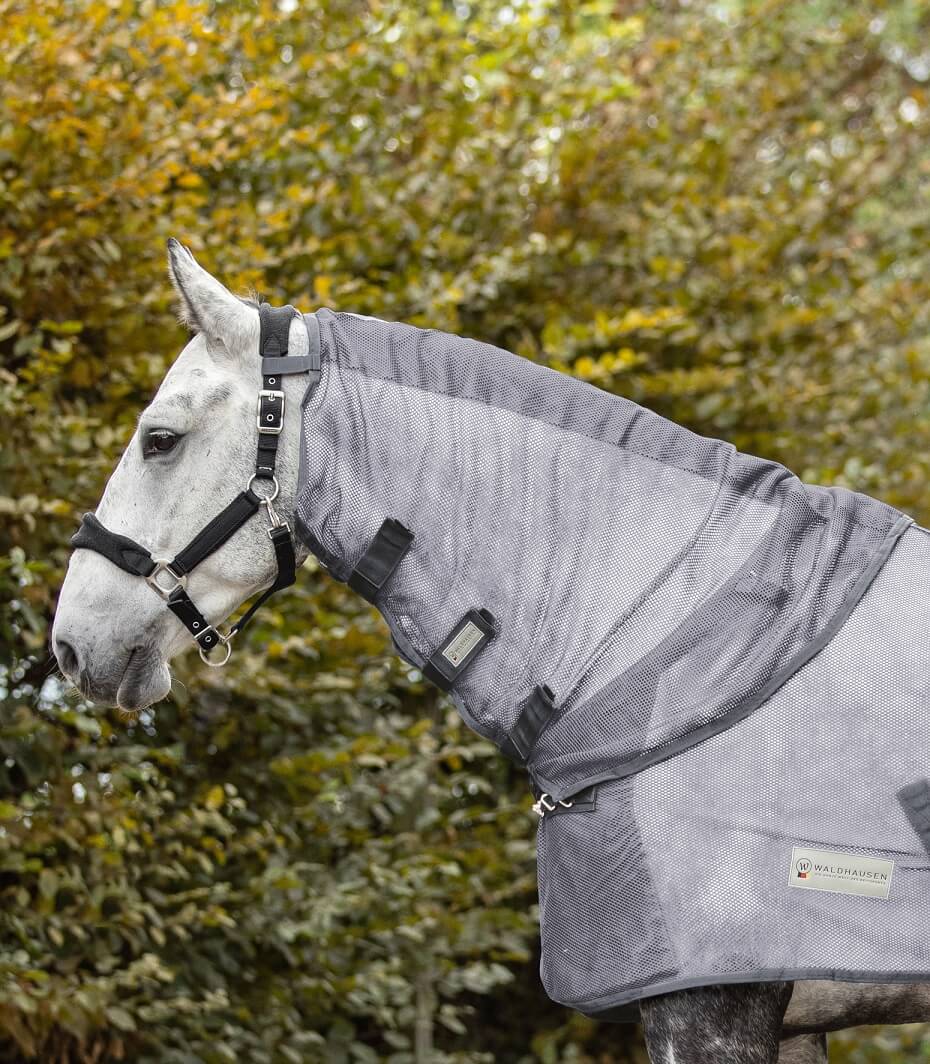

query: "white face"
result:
(52, 241), (306, 712)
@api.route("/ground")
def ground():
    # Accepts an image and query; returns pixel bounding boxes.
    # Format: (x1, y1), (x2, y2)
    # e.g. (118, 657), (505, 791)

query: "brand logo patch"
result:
(441, 620), (484, 667)
(788, 846), (893, 899)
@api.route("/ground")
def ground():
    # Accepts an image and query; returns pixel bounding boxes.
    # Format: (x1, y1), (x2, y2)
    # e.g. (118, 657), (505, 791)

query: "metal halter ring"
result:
(145, 560), (187, 601)
(199, 629), (233, 667)
(247, 473), (280, 503)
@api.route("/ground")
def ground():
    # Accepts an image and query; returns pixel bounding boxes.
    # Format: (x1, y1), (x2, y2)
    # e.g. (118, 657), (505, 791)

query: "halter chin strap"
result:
(71, 303), (315, 667)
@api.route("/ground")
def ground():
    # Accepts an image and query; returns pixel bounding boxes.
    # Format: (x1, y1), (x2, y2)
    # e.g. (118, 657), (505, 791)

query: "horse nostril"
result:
(54, 637), (80, 678)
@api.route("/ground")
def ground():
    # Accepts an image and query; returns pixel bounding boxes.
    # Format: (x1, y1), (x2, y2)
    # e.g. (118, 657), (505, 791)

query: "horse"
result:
(53, 241), (930, 1062)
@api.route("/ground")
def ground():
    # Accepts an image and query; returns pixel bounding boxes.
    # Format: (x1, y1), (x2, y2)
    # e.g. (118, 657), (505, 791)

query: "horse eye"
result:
(142, 429), (181, 458)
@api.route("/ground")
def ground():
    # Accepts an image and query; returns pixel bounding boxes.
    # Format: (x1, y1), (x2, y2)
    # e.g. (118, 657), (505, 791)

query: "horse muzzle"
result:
(52, 629), (170, 712)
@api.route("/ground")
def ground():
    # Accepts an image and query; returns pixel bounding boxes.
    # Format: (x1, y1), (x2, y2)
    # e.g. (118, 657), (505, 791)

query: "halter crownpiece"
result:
(71, 303), (320, 666)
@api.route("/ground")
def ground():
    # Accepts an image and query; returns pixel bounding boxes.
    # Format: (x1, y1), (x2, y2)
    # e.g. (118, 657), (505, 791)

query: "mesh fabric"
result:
(295, 309), (909, 798)
(538, 525), (930, 1014)
(294, 309), (923, 1012)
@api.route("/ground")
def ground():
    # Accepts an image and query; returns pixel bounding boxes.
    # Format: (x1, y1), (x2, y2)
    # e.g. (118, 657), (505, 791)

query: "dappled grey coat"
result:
(294, 308), (930, 1018)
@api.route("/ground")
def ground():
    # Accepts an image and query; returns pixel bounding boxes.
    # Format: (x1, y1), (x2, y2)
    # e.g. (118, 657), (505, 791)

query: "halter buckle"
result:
(145, 560), (187, 601)
(257, 389), (285, 435)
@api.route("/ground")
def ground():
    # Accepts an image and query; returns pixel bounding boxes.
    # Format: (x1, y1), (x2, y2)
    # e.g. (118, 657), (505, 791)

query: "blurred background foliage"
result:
(1, 0), (930, 1060)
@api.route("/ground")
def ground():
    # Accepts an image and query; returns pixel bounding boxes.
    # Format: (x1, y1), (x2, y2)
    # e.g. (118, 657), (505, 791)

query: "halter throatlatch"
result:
(71, 303), (319, 666)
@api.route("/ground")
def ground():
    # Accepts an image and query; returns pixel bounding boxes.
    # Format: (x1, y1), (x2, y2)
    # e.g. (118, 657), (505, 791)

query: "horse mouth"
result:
(116, 645), (170, 713)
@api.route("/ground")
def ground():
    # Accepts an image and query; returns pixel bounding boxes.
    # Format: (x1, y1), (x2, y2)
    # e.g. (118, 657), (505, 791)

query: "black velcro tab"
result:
(347, 519), (414, 603)
(423, 608), (497, 692)
(898, 778), (930, 857)
(501, 685), (557, 764)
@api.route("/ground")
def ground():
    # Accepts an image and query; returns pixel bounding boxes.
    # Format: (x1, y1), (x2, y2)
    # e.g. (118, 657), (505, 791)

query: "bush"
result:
(1, 1), (928, 1060)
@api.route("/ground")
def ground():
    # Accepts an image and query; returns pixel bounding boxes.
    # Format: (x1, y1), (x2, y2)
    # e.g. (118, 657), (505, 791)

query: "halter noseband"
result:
(71, 303), (320, 667)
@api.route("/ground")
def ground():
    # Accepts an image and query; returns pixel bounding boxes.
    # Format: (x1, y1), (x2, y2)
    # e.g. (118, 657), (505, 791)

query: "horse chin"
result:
(116, 645), (172, 714)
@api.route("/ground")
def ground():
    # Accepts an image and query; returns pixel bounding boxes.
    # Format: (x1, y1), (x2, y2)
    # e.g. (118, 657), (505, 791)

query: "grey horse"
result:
(641, 981), (930, 1062)
(52, 243), (930, 1062)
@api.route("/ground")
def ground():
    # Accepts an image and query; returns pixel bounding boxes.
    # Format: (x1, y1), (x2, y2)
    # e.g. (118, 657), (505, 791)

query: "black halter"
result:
(71, 304), (320, 666)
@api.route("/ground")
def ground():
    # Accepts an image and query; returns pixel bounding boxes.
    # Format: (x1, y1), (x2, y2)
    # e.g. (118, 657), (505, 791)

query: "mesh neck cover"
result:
(295, 311), (930, 1013)
(295, 310), (911, 798)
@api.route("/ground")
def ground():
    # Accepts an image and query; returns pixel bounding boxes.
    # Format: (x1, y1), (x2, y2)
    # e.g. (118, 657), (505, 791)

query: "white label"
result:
(442, 620), (483, 667)
(788, 846), (893, 899)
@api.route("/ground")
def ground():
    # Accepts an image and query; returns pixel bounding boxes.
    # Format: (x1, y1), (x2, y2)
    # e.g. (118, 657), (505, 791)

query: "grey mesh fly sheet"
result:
(294, 308), (930, 1016)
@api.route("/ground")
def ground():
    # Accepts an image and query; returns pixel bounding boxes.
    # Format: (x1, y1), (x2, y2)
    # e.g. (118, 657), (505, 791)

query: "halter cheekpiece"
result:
(71, 303), (320, 666)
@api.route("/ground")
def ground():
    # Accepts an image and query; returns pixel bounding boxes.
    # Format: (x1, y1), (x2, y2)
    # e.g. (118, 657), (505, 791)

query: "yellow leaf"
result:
(205, 785), (225, 810)
(314, 275), (333, 302)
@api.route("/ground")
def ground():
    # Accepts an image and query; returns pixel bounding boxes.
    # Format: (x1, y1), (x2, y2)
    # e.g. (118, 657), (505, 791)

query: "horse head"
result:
(52, 241), (309, 711)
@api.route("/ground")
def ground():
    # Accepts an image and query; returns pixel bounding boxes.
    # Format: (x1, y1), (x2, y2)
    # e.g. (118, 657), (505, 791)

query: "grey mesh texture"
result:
(295, 309), (910, 802)
(537, 524), (930, 1015)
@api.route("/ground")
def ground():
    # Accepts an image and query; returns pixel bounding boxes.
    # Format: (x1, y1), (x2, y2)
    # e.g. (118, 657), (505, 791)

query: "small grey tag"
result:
(788, 846), (893, 899)
(442, 620), (483, 666)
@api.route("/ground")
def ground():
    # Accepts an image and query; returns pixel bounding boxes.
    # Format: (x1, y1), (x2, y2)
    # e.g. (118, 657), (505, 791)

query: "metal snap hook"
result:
(262, 495), (290, 533)
(531, 793), (575, 818)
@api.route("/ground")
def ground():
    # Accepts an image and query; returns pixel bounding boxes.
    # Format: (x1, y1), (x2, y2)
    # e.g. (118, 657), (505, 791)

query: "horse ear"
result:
(166, 239), (255, 350)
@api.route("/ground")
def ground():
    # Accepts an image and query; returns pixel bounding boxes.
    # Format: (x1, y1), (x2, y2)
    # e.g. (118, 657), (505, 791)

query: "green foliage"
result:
(831, 1024), (930, 1062)
(1, 0), (929, 1060)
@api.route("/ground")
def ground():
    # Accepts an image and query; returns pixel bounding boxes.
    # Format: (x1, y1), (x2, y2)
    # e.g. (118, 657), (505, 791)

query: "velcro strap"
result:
(261, 315), (321, 393)
(500, 685), (557, 764)
(171, 490), (261, 575)
(166, 587), (221, 650)
(71, 513), (155, 578)
(898, 778), (930, 857)
(347, 519), (414, 603)
(423, 608), (497, 692)
(301, 313), (322, 398)
(261, 355), (316, 376)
